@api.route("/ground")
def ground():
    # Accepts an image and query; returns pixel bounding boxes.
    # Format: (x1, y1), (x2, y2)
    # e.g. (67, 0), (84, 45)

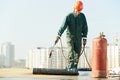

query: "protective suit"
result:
(57, 12), (88, 69)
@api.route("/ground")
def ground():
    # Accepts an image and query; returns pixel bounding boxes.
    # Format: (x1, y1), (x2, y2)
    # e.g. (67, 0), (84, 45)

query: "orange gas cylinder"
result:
(92, 32), (107, 78)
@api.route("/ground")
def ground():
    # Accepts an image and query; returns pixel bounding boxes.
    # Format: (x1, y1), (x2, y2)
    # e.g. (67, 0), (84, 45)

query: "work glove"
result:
(83, 38), (87, 46)
(55, 36), (60, 44)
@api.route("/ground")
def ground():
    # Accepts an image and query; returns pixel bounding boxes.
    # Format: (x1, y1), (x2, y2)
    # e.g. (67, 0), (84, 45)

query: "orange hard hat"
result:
(74, 1), (83, 11)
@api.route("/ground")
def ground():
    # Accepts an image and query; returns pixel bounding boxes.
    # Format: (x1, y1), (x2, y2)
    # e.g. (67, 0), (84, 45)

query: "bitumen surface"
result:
(0, 68), (120, 80)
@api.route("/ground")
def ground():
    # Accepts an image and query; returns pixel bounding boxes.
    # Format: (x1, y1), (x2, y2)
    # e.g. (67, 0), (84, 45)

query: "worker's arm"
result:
(55, 16), (68, 44)
(82, 13), (88, 46)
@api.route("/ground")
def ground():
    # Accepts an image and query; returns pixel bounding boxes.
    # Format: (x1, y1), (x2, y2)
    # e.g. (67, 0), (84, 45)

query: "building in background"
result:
(107, 35), (120, 69)
(26, 47), (49, 68)
(26, 44), (120, 69)
(48, 47), (68, 69)
(0, 42), (15, 68)
(107, 44), (120, 69)
(78, 46), (92, 68)
(26, 46), (91, 69)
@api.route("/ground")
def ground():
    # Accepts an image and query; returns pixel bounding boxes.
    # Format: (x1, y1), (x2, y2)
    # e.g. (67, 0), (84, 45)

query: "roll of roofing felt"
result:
(33, 68), (79, 75)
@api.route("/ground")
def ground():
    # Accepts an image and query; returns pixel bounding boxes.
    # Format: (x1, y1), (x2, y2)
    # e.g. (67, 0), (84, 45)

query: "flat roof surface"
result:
(0, 68), (119, 80)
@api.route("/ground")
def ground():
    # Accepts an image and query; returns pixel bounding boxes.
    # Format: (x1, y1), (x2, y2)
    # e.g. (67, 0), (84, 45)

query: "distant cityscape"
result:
(26, 46), (91, 69)
(0, 38), (120, 69)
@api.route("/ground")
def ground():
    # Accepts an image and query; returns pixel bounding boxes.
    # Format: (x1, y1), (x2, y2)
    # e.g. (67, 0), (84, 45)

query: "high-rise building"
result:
(26, 46), (91, 69)
(26, 47), (49, 68)
(107, 44), (120, 69)
(49, 47), (68, 69)
(0, 42), (15, 67)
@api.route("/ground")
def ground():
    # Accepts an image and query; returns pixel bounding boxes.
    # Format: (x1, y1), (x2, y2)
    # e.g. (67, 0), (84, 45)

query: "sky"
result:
(0, 0), (120, 59)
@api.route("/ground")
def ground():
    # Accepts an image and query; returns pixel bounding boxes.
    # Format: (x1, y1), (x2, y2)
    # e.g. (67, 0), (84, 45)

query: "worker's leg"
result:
(66, 37), (75, 69)
(67, 37), (82, 69)
(74, 39), (82, 68)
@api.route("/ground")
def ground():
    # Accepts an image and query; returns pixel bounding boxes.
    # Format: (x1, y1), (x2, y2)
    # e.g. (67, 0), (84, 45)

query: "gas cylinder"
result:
(92, 32), (107, 78)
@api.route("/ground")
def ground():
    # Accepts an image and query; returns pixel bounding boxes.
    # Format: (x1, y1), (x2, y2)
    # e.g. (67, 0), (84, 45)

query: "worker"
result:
(55, 0), (88, 69)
